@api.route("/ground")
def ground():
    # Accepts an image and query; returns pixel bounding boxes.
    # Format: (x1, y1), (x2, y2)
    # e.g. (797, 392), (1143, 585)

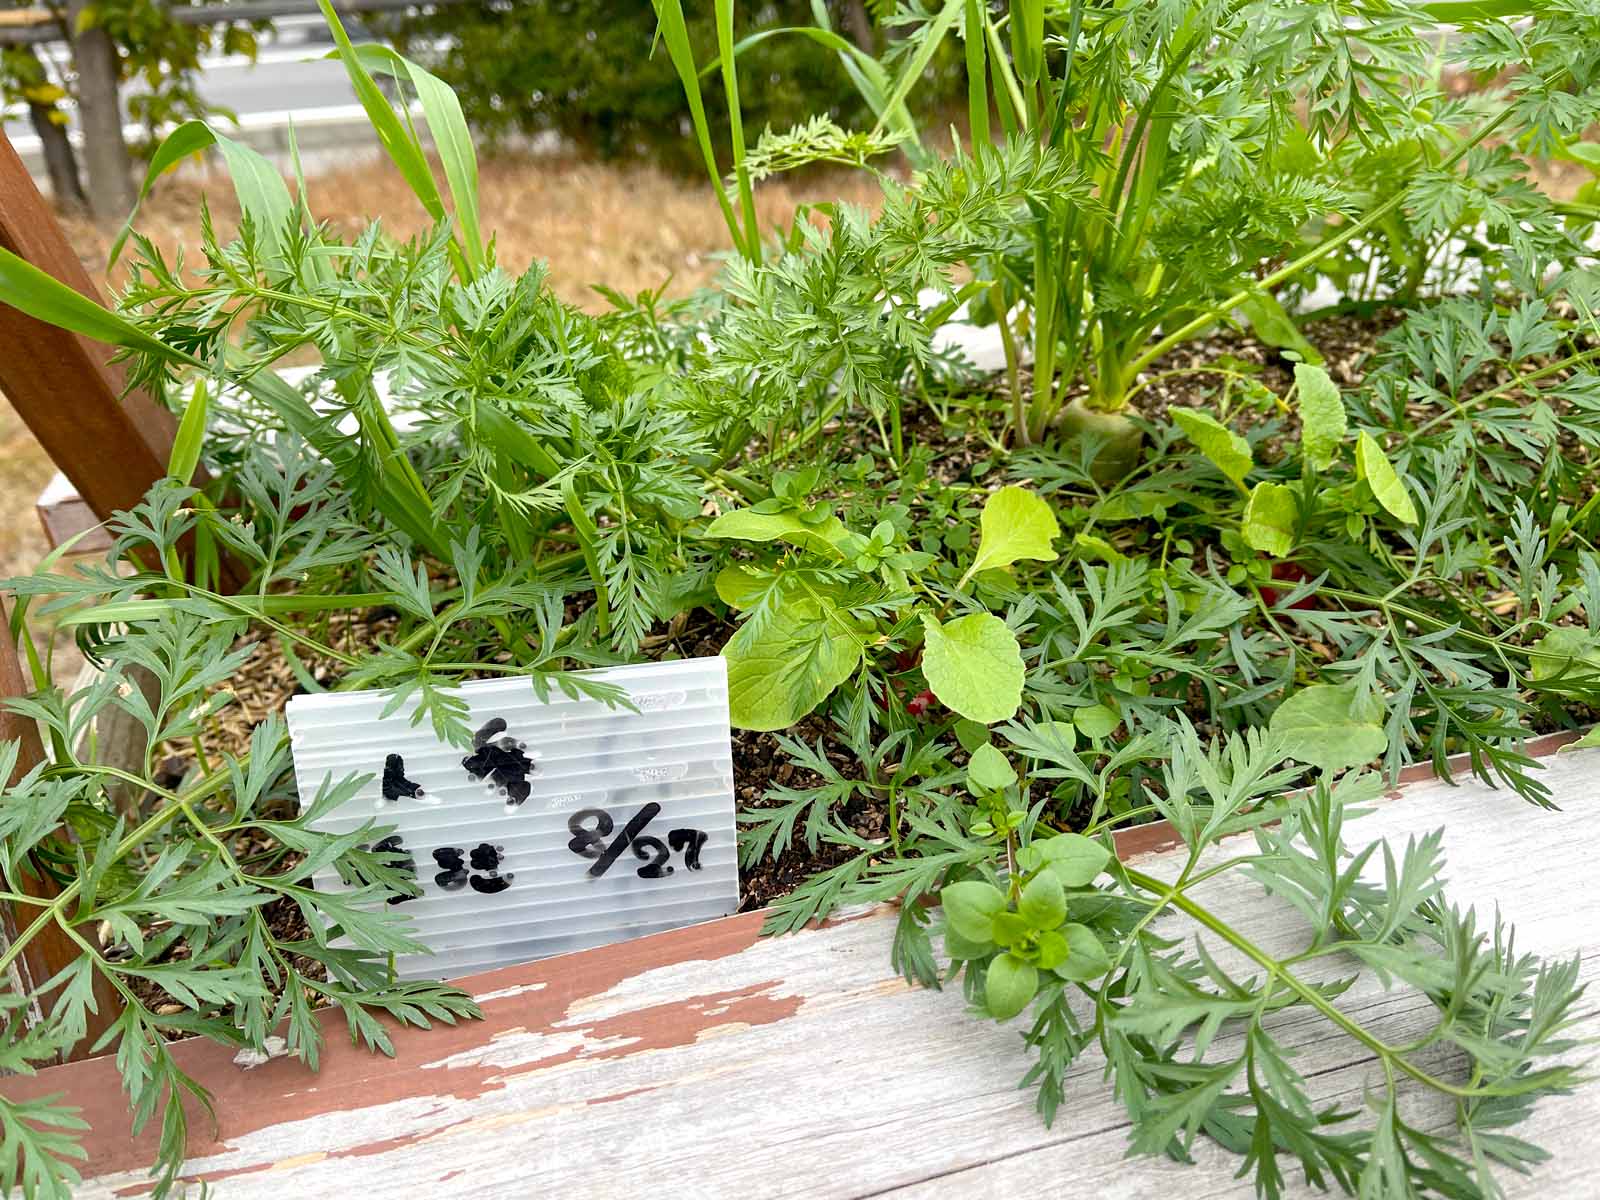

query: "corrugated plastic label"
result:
(285, 658), (739, 979)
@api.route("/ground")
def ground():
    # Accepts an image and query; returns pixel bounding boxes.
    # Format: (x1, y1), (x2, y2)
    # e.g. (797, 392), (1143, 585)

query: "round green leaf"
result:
(940, 879), (1006, 943)
(724, 598), (862, 731)
(967, 743), (1018, 793)
(942, 923), (996, 960)
(1172, 408), (1253, 486)
(1018, 870), (1067, 929)
(954, 719), (992, 753)
(990, 911), (1031, 948)
(1073, 704), (1119, 740)
(1053, 923), (1112, 982)
(921, 613), (1025, 725)
(1242, 481), (1297, 558)
(1294, 362), (1346, 472)
(714, 565), (771, 609)
(1030, 832), (1111, 887)
(706, 507), (849, 557)
(970, 486), (1060, 575)
(985, 953), (1039, 1020)
(1269, 682), (1388, 775)
(1033, 928), (1069, 971)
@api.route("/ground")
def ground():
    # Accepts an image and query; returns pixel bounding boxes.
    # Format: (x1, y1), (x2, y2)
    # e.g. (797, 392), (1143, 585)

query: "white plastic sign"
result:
(285, 657), (739, 980)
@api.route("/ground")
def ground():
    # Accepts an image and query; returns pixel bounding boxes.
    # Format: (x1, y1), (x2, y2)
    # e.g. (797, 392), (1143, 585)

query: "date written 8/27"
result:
(362, 802), (709, 903)
(363, 715), (710, 899)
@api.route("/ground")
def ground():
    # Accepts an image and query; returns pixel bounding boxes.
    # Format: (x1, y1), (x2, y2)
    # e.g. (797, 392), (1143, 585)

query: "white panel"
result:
(285, 658), (739, 979)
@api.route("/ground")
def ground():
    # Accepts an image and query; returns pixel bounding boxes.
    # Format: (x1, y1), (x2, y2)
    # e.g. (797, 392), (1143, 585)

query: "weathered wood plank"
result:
(4, 738), (1595, 1196)
(34, 470), (112, 556)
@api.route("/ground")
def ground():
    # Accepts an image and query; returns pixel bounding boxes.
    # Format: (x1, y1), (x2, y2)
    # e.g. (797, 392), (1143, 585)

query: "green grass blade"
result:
(1010, 0), (1044, 87)
(0, 245), (201, 364)
(350, 43), (485, 276)
(234, 368), (446, 558)
(652, 0), (746, 257)
(0, 244), (444, 558)
(476, 403), (561, 480)
(315, 0), (471, 279)
(963, 0), (990, 148)
(710, 19), (927, 163)
(1420, 0), (1545, 17)
(715, 0), (761, 263)
(872, 0), (963, 138)
(108, 121), (294, 269)
(168, 378), (209, 486)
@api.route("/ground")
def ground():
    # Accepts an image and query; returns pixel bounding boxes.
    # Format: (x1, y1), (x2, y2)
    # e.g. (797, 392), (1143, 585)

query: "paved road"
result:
(3, 14), (412, 158)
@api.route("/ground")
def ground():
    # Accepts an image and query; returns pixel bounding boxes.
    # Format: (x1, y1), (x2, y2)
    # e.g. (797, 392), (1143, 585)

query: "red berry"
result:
(1261, 561), (1315, 609)
(905, 689), (937, 718)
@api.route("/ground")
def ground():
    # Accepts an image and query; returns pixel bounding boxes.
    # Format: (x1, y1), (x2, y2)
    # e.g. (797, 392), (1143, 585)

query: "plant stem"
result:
(714, 0), (761, 265)
(1406, 344), (1600, 441)
(1121, 864), (1511, 1100)
(1127, 106), (1516, 379)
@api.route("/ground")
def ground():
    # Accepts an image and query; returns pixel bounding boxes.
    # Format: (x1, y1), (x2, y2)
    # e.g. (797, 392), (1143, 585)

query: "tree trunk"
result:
(25, 104), (87, 214)
(66, 0), (134, 223)
(842, 0), (877, 54)
(17, 46), (87, 214)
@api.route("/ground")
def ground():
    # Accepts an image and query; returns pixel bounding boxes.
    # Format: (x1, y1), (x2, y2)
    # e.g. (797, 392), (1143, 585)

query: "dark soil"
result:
(1125, 308), (1404, 426)
(733, 718), (889, 911)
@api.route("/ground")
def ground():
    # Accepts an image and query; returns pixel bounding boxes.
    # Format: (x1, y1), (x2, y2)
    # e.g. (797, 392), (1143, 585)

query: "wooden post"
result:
(0, 129), (177, 521)
(0, 128), (241, 587)
(1, 602), (122, 1061)
(0, 131), (178, 518)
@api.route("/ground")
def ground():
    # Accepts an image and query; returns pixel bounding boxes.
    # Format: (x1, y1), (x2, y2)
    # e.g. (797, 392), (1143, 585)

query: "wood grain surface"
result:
(4, 735), (1595, 1197)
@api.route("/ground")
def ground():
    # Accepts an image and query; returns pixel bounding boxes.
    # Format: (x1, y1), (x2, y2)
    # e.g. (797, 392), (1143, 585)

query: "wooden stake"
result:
(0, 604), (122, 1061)
(0, 130), (175, 519)
(0, 128), (242, 589)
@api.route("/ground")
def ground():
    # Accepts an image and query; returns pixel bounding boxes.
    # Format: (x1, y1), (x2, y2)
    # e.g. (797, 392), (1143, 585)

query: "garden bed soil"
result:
(125, 307), (1524, 1011)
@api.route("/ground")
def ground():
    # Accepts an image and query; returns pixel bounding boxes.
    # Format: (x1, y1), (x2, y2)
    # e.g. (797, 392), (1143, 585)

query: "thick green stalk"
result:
(964, 0), (991, 148)
(653, 0), (747, 255)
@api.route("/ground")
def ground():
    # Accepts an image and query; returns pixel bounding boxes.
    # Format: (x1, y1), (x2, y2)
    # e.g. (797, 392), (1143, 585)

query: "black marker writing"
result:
(462, 716), (536, 805)
(433, 843), (514, 894)
(381, 754), (425, 802)
(567, 805), (707, 880)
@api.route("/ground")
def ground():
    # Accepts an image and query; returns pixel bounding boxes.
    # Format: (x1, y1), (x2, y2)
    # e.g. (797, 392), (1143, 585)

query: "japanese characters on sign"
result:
(285, 658), (739, 980)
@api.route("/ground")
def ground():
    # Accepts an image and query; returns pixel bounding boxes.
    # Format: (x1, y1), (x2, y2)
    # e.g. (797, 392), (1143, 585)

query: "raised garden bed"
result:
(5, 4), (1600, 1199)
